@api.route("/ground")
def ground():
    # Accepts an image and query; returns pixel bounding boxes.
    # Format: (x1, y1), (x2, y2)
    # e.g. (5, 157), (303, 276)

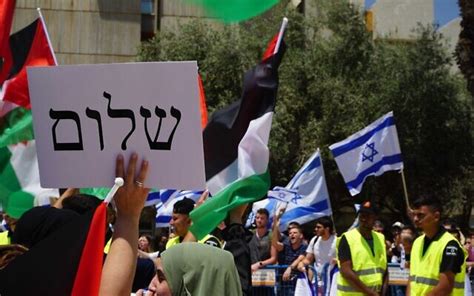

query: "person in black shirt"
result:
(408, 197), (466, 295)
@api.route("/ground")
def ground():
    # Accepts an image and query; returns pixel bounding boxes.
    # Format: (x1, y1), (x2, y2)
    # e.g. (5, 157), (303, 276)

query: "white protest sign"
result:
(27, 62), (205, 190)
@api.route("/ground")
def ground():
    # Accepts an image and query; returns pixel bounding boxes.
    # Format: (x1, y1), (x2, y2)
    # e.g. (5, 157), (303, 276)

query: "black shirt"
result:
(422, 228), (465, 274)
(338, 231), (375, 261)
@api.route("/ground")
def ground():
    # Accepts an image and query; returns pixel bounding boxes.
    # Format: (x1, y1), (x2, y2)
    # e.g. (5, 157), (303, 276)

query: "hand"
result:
(195, 190), (209, 208)
(251, 262), (260, 273)
(114, 153), (150, 219)
(282, 266), (292, 281)
(276, 206), (286, 220)
(297, 262), (306, 273)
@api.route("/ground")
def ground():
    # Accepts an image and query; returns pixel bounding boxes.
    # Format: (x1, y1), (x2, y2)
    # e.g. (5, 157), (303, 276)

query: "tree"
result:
(457, 0), (474, 97)
(138, 0), (473, 231)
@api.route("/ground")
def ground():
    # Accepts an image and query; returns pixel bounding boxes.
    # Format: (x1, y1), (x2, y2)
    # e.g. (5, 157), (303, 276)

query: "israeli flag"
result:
(154, 190), (204, 227)
(252, 149), (332, 230)
(329, 111), (403, 196)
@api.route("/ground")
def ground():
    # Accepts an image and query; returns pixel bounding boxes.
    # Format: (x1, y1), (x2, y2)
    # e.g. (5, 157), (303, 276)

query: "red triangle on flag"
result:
(1, 18), (56, 109)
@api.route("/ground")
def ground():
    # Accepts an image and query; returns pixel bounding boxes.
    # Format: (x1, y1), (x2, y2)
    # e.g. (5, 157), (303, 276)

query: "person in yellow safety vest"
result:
(0, 191), (35, 245)
(166, 198), (222, 249)
(337, 201), (388, 295)
(407, 197), (466, 296)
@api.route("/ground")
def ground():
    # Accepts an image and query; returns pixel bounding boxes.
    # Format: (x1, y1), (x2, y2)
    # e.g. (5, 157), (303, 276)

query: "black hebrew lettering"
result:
(139, 106), (181, 150)
(85, 107), (104, 151)
(49, 108), (84, 151)
(103, 91), (135, 150)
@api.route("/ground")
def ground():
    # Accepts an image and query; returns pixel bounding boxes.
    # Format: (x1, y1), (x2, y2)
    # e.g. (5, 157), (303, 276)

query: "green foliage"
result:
(138, 0), (473, 230)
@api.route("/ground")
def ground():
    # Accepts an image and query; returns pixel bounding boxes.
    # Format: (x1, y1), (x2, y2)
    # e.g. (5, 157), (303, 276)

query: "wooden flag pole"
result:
(400, 169), (411, 211)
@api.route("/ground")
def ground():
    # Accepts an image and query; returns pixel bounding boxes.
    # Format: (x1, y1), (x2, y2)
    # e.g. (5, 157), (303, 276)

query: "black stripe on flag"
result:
(203, 42), (286, 180)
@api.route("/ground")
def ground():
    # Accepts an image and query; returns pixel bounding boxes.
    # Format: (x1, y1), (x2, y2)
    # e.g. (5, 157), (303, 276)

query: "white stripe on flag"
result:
(154, 190), (203, 227)
(9, 140), (59, 205)
(329, 111), (403, 196)
(207, 112), (272, 195)
(252, 149), (332, 230)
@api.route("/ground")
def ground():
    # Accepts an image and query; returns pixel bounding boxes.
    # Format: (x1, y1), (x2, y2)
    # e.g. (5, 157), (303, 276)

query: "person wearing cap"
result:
(336, 201), (388, 295)
(408, 196), (466, 296)
(0, 191), (34, 245)
(166, 198), (221, 249)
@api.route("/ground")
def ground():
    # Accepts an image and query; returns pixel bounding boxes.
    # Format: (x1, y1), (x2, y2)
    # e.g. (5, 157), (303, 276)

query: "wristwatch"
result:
(259, 261), (263, 267)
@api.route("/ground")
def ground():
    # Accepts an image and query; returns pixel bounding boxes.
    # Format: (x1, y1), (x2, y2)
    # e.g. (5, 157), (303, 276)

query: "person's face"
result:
(464, 238), (471, 251)
(392, 228), (401, 243)
(138, 236), (150, 251)
(169, 213), (191, 237)
(314, 223), (326, 236)
(289, 228), (303, 245)
(359, 212), (376, 231)
(412, 205), (440, 230)
(255, 213), (268, 229)
(401, 228), (414, 237)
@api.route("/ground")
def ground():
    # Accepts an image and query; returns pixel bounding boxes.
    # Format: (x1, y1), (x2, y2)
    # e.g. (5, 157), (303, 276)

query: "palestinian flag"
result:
(0, 203), (107, 295)
(0, 16), (58, 209)
(0, 141), (58, 208)
(189, 28), (286, 240)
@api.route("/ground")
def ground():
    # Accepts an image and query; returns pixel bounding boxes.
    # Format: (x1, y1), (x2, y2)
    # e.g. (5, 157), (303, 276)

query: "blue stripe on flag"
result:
(156, 215), (171, 223)
(288, 156), (321, 189)
(159, 190), (177, 204)
(281, 199), (330, 222)
(331, 116), (395, 157)
(346, 154), (403, 190)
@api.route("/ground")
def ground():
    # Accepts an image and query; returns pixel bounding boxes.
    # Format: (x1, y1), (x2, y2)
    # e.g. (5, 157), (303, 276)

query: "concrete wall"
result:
(371, 0), (434, 40)
(12, 0), (141, 64)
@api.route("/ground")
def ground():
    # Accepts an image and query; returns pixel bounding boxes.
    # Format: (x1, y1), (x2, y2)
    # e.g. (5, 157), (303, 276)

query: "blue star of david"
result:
(291, 193), (302, 204)
(362, 142), (378, 162)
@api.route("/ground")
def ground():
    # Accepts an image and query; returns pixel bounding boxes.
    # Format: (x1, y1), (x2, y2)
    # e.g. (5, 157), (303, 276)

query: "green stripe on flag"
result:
(189, 171), (270, 240)
(0, 146), (22, 208)
(187, 0), (279, 23)
(0, 107), (34, 148)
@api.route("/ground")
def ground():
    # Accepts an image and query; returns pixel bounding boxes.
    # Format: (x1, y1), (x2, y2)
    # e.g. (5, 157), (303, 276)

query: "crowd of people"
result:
(0, 155), (473, 295)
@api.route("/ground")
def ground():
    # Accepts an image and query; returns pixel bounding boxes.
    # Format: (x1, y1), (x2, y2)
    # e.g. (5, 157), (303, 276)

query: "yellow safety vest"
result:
(0, 231), (11, 245)
(410, 232), (466, 296)
(336, 228), (387, 295)
(166, 234), (222, 249)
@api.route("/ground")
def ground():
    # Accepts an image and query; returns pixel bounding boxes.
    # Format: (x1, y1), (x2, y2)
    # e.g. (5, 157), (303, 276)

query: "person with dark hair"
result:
(248, 208), (277, 295)
(408, 196), (467, 295)
(272, 209), (307, 295)
(166, 198), (221, 249)
(297, 216), (337, 294)
(337, 201), (388, 295)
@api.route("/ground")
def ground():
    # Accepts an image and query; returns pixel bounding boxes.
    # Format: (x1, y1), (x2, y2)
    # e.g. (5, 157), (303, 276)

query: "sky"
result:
(364, 0), (460, 28)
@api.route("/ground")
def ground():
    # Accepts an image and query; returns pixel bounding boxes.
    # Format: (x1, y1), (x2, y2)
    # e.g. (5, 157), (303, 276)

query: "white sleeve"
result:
(306, 236), (318, 254)
(147, 251), (160, 259)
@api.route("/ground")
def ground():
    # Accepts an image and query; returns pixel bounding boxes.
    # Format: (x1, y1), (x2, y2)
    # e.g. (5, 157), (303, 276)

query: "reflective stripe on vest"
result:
(410, 231), (466, 296)
(337, 284), (381, 292)
(336, 229), (387, 295)
(409, 276), (465, 289)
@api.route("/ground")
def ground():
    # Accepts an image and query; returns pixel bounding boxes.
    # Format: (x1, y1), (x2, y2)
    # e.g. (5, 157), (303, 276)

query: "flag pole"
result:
(104, 177), (124, 204)
(273, 17), (288, 55)
(400, 169), (411, 211)
(37, 7), (58, 65)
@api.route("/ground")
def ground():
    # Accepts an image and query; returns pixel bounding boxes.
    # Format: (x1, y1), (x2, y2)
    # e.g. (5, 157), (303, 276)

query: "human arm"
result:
(251, 244), (278, 272)
(282, 254), (305, 281)
(52, 188), (79, 208)
(99, 154), (150, 296)
(425, 272), (455, 296)
(297, 252), (315, 272)
(425, 240), (465, 295)
(271, 208), (285, 252)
